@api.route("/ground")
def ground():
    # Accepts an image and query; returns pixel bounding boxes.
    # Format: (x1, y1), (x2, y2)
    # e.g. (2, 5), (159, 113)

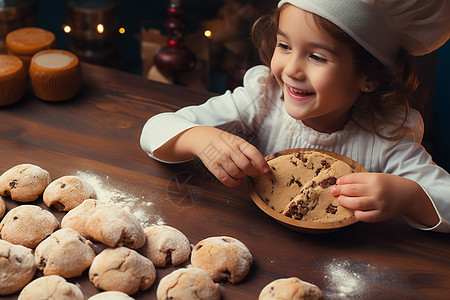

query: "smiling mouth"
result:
(286, 85), (314, 99)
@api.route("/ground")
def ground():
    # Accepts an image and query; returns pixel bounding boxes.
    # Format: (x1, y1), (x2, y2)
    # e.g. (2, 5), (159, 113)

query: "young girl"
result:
(141, 0), (450, 232)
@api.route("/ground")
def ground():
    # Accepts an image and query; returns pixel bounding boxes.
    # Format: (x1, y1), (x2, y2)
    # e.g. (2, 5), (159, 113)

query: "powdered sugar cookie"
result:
(191, 236), (253, 284)
(0, 240), (36, 295)
(0, 164), (50, 202)
(0, 205), (59, 248)
(259, 277), (323, 300)
(61, 199), (105, 239)
(89, 247), (156, 295)
(35, 228), (95, 278)
(18, 275), (84, 300)
(88, 291), (135, 300)
(156, 267), (221, 300)
(140, 225), (191, 267)
(85, 205), (146, 249)
(43, 175), (96, 211)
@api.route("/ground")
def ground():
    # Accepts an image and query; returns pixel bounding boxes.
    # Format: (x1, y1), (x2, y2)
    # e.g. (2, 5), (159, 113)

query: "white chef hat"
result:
(278, 0), (450, 69)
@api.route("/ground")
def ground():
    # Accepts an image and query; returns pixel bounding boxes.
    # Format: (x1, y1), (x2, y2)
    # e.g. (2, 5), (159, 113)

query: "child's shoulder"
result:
(243, 65), (271, 85)
(242, 65), (279, 99)
(378, 107), (424, 143)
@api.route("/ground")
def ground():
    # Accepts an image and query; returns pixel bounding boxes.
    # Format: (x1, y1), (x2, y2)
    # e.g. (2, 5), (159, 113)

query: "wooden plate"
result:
(248, 148), (368, 234)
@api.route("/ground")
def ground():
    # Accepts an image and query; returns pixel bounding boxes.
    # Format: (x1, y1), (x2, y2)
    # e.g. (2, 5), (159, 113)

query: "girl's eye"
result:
(277, 42), (291, 51)
(310, 54), (327, 63)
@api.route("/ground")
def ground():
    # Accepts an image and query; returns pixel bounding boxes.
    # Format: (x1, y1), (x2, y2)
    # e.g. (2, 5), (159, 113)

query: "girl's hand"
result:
(154, 126), (269, 187)
(192, 127), (270, 187)
(330, 172), (439, 227)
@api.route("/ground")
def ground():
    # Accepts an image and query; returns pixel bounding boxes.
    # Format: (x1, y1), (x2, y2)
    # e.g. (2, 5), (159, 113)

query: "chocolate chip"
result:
(60, 183), (66, 188)
(15, 256), (22, 263)
(321, 160), (331, 169)
(287, 176), (302, 188)
(165, 250), (172, 265)
(287, 176), (295, 186)
(39, 257), (47, 268)
(326, 204), (338, 214)
(52, 202), (65, 211)
(284, 203), (304, 220)
(318, 177), (336, 189)
(9, 180), (18, 189)
(315, 168), (322, 176)
(220, 270), (231, 283)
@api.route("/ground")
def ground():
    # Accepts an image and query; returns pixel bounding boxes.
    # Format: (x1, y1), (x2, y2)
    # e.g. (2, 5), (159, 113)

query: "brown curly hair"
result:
(251, 5), (421, 140)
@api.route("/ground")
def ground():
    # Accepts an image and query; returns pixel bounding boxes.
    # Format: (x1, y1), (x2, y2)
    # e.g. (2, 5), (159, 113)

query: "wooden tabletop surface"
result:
(1, 62), (449, 300)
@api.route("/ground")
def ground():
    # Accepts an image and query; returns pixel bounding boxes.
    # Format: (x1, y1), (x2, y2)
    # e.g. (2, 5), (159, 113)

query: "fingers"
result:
(337, 195), (376, 211)
(354, 210), (385, 223)
(331, 183), (367, 197)
(196, 131), (268, 187)
(216, 144), (264, 187)
(214, 167), (242, 187)
(238, 143), (270, 175)
(336, 172), (370, 185)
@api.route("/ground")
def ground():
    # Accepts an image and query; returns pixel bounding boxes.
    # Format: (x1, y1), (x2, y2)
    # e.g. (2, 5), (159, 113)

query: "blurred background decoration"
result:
(0, 0), (37, 53)
(65, 0), (120, 67)
(0, 0), (449, 172)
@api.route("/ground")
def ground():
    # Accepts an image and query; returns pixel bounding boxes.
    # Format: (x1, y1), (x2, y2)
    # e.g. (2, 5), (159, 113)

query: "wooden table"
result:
(1, 63), (449, 300)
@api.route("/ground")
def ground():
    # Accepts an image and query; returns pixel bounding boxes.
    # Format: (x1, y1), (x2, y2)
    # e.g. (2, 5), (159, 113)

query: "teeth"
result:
(289, 86), (310, 94)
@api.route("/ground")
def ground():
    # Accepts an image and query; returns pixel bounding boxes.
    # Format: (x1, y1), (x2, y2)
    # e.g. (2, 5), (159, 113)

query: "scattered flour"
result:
(76, 171), (165, 228)
(324, 258), (371, 298)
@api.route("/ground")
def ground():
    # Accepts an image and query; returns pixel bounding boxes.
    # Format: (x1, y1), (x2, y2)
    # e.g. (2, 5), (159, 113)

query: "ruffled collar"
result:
(284, 111), (356, 147)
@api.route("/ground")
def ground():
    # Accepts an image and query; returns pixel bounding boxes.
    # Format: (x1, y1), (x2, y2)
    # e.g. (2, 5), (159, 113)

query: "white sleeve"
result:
(378, 110), (450, 232)
(140, 65), (271, 163)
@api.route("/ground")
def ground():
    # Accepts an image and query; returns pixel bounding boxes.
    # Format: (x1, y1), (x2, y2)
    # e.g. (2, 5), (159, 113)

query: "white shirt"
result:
(141, 65), (450, 232)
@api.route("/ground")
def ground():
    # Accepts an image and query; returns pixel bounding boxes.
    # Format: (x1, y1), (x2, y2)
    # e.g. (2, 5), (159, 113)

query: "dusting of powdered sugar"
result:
(323, 258), (372, 298)
(75, 171), (165, 228)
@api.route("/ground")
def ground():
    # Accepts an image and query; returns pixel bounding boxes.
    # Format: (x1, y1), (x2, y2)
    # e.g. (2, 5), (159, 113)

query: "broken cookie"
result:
(253, 150), (365, 223)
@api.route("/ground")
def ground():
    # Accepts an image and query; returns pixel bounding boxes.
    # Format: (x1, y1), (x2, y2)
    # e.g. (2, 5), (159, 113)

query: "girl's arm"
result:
(154, 126), (270, 187)
(331, 173), (440, 228)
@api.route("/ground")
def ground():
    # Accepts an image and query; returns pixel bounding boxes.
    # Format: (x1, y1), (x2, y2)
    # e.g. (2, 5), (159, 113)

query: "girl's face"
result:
(271, 5), (367, 133)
